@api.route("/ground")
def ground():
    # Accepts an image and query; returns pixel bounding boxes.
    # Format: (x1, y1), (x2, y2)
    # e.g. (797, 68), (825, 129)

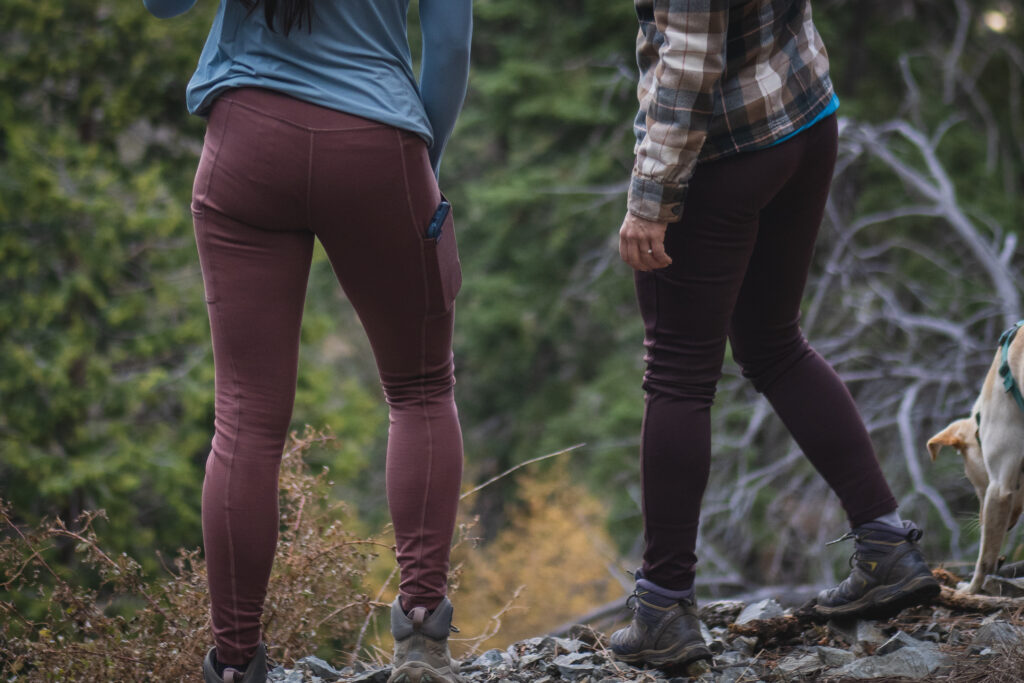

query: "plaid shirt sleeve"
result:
(628, 0), (729, 223)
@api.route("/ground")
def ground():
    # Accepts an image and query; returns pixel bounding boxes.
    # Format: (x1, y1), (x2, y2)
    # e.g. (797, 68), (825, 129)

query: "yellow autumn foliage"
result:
(446, 462), (626, 657)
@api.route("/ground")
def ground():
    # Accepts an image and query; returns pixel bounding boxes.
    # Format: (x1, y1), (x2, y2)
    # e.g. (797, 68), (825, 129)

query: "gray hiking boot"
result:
(609, 571), (712, 669)
(815, 520), (940, 619)
(388, 596), (464, 683)
(202, 642), (267, 683)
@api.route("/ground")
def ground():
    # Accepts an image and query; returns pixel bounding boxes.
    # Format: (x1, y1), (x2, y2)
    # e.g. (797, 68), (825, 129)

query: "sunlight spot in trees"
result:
(982, 10), (1009, 33)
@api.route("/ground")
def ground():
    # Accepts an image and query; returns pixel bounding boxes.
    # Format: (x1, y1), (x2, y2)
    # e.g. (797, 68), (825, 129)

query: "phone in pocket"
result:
(425, 200), (451, 242)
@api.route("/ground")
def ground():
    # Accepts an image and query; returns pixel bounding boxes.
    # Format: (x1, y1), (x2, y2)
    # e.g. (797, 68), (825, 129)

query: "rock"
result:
(731, 634), (759, 656)
(981, 574), (1024, 597)
(876, 630), (937, 655)
(715, 649), (752, 668)
(828, 618), (888, 652)
(697, 621), (725, 654)
(267, 666), (299, 683)
(997, 560), (1024, 578)
(981, 610), (1006, 624)
(816, 645), (856, 668)
(564, 624), (601, 646)
(970, 621), (1024, 652)
(684, 658), (713, 677)
(341, 662), (367, 675)
(700, 600), (746, 627)
(909, 624), (944, 644)
(297, 655), (342, 679)
(773, 650), (822, 679)
(832, 647), (952, 680)
(734, 598), (784, 625)
(342, 667), (391, 683)
(517, 652), (548, 668)
(550, 651), (597, 679)
(468, 648), (512, 670)
(553, 637), (584, 653)
(523, 636), (582, 655)
(716, 666), (767, 683)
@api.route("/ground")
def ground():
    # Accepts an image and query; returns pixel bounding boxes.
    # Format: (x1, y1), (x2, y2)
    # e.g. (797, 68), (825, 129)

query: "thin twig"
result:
(350, 563), (400, 665)
(451, 585), (526, 658)
(460, 444), (585, 500)
(314, 600), (366, 630)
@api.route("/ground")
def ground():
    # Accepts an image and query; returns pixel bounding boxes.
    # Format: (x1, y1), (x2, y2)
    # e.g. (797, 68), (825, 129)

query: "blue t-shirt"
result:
(767, 93), (840, 148)
(145, 0), (471, 170)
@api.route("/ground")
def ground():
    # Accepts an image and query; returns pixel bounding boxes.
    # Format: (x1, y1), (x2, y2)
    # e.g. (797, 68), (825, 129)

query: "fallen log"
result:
(935, 584), (1023, 613)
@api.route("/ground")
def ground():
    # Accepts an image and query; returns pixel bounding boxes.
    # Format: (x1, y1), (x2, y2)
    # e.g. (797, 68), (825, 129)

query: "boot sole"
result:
(612, 638), (713, 669)
(814, 574), (941, 620)
(388, 662), (464, 683)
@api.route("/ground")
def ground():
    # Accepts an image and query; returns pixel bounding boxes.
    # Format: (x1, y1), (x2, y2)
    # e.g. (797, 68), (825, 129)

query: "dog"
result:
(927, 322), (1024, 594)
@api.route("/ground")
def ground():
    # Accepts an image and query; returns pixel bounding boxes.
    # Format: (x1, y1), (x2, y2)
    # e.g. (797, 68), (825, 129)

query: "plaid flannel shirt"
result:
(629, 0), (835, 222)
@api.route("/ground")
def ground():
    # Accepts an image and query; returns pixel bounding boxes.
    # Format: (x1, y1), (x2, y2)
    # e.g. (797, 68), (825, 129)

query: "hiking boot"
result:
(202, 642), (267, 683)
(609, 570), (712, 669)
(815, 520), (940, 619)
(388, 596), (464, 683)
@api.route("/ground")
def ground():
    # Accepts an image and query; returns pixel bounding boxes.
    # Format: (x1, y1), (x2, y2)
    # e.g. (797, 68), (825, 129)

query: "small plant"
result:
(1, 427), (379, 681)
(448, 459), (624, 655)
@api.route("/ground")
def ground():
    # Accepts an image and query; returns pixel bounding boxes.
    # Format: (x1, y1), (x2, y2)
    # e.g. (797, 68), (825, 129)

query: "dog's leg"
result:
(968, 480), (1014, 593)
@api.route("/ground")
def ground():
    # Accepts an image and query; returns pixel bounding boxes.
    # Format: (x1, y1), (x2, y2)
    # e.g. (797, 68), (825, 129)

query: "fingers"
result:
(637, 243), (660, 271)
(618, 230), (643, 270)
(648, 238), (672, 269)
(618, 226), (632, 265)
(618, 214), (672, 271)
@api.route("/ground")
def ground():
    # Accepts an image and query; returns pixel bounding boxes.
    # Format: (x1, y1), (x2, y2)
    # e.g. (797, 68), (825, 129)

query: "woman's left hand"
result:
(618, 213), (672, 271)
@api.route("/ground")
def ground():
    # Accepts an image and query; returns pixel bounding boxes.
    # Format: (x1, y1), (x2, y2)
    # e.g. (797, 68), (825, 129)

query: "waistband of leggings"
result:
(219, 87), (394, 133)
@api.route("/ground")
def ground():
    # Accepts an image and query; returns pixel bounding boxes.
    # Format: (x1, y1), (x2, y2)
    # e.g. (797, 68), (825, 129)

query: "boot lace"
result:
(826, 530), (862, 569)
(624, 587), (641, 611)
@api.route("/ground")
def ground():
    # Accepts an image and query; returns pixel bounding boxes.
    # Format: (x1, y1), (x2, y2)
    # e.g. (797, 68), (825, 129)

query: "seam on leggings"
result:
(194, 100), (233, 213)
(412, 320), (434, 601)
(305, 131), (314, 229)
(396, 129), (429, 308)
(397, 127), (436, 602)
(216, 299), (244, 657)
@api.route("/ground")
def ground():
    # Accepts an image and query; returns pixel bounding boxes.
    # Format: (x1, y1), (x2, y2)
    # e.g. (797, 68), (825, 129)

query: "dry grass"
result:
(0, 427), (378, 682)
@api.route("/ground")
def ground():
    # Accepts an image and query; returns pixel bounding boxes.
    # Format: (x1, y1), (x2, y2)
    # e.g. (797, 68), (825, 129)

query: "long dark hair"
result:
(238, 0), (313, 35)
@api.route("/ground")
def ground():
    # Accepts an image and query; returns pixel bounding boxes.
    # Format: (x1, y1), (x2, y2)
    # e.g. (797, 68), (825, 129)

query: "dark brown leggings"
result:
(191, 88), (464, 665)
(636, 115), (898, 591)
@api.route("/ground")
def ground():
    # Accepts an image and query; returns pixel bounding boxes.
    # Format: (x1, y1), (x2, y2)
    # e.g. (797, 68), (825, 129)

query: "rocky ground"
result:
(267, 572), (1024, 683)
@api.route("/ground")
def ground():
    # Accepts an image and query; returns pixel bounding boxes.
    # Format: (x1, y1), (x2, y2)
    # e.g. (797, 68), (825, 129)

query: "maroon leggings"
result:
(191, 89), (464, 665)
(636, 115), (898, 591)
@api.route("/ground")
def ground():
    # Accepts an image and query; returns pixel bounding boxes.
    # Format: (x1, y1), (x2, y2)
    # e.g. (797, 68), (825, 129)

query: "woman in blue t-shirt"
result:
(144, 2), (472, 682)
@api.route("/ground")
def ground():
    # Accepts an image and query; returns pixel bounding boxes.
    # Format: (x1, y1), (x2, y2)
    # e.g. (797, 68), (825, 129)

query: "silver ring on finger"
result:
(647, 248), (653, 254)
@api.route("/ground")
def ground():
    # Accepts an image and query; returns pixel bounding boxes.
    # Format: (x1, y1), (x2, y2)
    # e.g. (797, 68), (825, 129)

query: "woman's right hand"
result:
(619, 212), (673, 272)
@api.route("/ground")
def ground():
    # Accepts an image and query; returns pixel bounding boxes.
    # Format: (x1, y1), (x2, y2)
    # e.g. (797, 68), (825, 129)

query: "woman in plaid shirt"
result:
(612, 0), (939, 669)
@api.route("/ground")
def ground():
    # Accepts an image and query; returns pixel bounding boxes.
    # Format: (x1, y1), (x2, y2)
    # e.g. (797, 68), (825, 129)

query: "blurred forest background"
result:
(2, 0), (1024, 670)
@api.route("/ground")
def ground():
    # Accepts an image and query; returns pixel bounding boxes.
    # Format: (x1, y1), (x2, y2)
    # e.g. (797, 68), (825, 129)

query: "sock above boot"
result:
(871, 510), (904, 528)
(634, 568), (695, 611)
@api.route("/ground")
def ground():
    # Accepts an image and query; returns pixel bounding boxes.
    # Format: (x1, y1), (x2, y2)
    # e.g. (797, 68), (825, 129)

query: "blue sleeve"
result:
(143, 0), (199, 19)
(418, 0), (473, 177)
